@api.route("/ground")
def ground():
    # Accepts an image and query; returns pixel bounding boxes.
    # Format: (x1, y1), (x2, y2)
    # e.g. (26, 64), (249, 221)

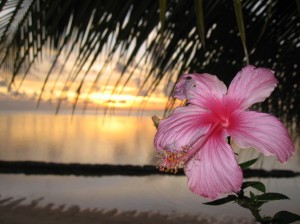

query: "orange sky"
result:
(0, 29), (181, 114)
(0, 64), (174, 113)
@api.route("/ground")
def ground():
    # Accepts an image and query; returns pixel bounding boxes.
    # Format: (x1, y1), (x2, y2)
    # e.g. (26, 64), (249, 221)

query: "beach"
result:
(0, 196), (255, 224)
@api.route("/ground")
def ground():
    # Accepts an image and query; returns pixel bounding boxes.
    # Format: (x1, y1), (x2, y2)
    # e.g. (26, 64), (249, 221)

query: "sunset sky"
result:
(0, 49), (176, 114)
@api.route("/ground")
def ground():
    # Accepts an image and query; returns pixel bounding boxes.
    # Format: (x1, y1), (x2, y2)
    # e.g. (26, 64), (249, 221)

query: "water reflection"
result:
(0, 113), (299, 172)
(0, 113), (299, 219)
(0, 113), (156, 165)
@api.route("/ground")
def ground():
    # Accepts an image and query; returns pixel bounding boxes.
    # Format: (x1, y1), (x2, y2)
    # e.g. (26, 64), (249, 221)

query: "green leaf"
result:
(203, 195), (237, 206)
(273, 211), (300, 224)
(252, 201), (266, 209)
(233, 0), (249, 64)
(239, 158), (258, 170)
(159, 0), (167, 40)
(263, 216), (273, 223)
(296, 0), (300, 16)
(250, 191), (256, 201)
(256, 193), (289, 202)
(242, 181), (266, 193)
(194, 0), (205, 48)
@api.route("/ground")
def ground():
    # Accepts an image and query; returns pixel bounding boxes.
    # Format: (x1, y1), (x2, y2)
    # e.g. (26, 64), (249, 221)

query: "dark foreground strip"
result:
(0, 160), (299, 178)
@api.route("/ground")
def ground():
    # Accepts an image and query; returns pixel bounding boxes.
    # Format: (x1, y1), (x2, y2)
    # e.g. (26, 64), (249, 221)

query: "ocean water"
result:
(0, 112), (299, 219)
(0, 113), (157, 165)
(0, 113), (299, 169)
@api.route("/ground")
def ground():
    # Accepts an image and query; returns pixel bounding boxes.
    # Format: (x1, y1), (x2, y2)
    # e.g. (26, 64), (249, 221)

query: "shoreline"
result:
(0, 160), (299, 178)
(0, 196), (255, 224)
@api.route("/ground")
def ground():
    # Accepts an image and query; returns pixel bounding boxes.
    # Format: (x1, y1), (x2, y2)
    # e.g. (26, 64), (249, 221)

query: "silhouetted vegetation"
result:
(0, 0), (299, 126)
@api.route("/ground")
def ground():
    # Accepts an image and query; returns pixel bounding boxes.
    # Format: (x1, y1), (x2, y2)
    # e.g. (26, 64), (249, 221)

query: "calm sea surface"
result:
(0, 113), (157, 165)
(0, 113), (299, 219)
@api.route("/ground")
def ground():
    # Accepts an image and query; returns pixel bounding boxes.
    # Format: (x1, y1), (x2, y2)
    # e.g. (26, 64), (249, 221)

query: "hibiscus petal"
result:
(154, 105), (211, 152)
(228, 110), (295, 163)
(173, 73), (227, 109)
(227, 65), (277, 109)
(184, 133), (243, 199)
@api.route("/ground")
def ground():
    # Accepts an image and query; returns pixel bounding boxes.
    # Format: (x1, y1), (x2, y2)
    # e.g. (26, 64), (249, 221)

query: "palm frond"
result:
(0, 0), (298, 127)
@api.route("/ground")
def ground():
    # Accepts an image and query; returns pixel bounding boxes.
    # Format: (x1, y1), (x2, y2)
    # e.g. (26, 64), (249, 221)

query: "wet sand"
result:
(0, 196), (255, 224)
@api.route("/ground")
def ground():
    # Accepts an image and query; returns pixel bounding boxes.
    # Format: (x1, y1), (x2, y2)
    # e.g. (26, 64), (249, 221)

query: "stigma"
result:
(157, 146), (190, 173)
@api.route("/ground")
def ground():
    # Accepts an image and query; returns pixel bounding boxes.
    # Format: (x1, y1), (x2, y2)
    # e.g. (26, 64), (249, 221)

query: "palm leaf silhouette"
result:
(0, 0), (299, 125)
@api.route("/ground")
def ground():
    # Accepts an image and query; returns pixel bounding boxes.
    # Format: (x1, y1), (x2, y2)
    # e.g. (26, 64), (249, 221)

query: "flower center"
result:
(157, 146), (191, 173)
(220, 118), (230, 128)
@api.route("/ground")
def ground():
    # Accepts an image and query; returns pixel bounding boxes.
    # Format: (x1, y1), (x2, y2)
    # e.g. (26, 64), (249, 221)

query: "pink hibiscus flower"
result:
(154, 65), (295, 199)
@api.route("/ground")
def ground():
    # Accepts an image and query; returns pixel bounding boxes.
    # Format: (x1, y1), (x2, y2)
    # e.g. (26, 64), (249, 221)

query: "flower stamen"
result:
(157, 146), (191, 173)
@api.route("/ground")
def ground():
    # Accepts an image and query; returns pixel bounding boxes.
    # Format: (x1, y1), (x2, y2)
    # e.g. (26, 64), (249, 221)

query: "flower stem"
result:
(236, 191), (268, 224)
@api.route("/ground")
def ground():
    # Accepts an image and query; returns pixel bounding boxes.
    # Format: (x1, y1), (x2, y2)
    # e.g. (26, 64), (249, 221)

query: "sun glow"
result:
(89, 92), (137, 108)
(87, 92), (168, 111)
(0, 64), (172, 112)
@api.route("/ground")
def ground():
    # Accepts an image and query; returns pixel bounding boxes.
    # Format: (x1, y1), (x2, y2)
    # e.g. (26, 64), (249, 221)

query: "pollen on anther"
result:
(156, 147), (190, 174)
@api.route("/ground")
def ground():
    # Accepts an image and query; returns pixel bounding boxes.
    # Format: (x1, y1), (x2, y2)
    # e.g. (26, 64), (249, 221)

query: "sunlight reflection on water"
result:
(0, 113), (299, 219)
(0, 113), (299, 171)
(0, 113), (157, 165)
